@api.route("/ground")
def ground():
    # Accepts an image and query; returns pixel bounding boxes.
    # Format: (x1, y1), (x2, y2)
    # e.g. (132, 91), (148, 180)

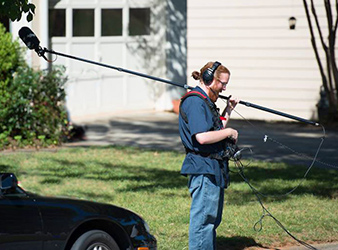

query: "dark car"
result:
(0, 173), (157, 250)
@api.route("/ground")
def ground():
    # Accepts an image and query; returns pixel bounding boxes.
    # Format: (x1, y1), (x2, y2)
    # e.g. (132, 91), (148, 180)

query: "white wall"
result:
(187, 0), (333, 122)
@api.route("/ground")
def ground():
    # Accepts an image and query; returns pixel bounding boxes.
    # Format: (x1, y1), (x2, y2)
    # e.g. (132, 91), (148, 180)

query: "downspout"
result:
(39, 0), (49, 70)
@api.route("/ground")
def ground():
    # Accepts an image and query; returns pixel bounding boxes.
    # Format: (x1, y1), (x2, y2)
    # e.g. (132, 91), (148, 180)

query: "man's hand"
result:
(221, 95), (240, 128)
(226, 95), (239, 111)
(227, 128), (238, 143)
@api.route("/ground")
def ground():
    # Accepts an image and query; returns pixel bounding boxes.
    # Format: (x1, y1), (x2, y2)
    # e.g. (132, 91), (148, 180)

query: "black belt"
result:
(185, 148), (225, 161)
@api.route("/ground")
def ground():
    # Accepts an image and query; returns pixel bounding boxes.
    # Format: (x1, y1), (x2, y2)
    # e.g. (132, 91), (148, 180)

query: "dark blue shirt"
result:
(179, 87), (229, 188)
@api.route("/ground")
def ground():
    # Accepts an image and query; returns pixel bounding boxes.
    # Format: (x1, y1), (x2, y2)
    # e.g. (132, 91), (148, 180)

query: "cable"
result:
(221, 99), (328, 197)
(232, 108), (337, 170)
(235, 159), (319, 250)
(220, 100), (329, 249)
(233, 132), (325, 198)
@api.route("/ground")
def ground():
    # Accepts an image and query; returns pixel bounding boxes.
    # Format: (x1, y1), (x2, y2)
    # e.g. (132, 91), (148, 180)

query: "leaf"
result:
(27, 12), (33, 22)
(16, 11), (22, 22)
(14, 135), (22, 141)
(22, 4), (29, 13)
(28, 3), (36, 14)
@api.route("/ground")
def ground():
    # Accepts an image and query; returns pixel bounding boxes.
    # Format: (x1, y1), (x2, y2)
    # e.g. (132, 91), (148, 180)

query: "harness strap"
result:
(180, 91), (207, 123)
(179, 91), (224, 130)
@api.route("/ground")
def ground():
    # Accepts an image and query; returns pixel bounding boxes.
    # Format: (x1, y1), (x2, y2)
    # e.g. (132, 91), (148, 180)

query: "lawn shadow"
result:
(32, 147), (187, 195)
(227, 161), (338, 204)
(217, 236), (268, 250)
(0, 164), (12, 172)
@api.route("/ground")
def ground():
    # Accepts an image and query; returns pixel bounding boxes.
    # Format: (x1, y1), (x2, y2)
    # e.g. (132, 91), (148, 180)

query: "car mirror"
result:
(0, 173), (18, 190)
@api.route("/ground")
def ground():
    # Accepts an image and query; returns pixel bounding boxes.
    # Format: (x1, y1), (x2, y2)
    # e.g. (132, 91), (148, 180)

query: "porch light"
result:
(289, 16), (297, 30)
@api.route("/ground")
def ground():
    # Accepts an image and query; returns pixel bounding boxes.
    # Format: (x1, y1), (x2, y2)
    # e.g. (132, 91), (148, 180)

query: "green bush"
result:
(0, 22), (25, 113)
(0, 23), (69, 149)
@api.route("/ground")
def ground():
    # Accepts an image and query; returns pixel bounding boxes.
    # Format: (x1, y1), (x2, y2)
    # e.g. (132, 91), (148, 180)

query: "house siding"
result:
(187, 0), (332, 122)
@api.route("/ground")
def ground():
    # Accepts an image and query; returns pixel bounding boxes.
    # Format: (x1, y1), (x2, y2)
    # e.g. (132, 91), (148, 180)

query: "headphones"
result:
(202, 61), (221, 86)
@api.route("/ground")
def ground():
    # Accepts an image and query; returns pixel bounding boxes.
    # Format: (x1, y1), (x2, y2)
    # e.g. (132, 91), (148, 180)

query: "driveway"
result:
(68, 111), (338, 170)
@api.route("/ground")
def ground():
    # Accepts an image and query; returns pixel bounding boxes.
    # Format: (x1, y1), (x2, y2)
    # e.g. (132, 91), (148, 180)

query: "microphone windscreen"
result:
(18, 26), (40, 50)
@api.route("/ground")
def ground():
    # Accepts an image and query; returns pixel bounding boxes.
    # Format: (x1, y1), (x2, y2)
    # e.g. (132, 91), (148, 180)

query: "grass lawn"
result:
(1, 146), (337, 250)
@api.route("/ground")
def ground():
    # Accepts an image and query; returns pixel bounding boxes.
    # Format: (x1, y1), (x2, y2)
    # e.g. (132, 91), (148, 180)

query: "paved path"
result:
(66, 111), (338, 250)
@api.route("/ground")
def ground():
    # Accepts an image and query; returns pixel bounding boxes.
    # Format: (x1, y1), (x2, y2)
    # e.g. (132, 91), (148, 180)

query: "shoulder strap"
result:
(179, 91), (208, 123)
(179, 91), (222, 130)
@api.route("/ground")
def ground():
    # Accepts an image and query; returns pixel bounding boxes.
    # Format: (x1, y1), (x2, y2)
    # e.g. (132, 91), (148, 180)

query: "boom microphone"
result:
(18, 26), (40, 51)
(16, 26), (321, 126)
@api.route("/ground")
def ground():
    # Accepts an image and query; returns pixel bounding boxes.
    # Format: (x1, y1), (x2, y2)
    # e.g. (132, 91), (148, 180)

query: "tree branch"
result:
(324, 0), (333, 31)
(333, 0), (338, 101)
(303, 0), (334, 108)
(324, 0), (335, 95)
(335, 0), (338, 32)
(311, 0), (328, 50)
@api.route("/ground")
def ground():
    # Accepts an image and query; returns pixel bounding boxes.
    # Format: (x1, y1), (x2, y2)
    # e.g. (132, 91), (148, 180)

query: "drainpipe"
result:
(39, 0), (49, 70)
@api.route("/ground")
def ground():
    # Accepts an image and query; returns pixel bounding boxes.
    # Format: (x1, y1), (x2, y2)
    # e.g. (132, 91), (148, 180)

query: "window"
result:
(49, 9), (66, 37)
(73, 9), (94, 37)
(129, 8), (150, 36)
(49, 7), (151, 38)
(101, 9), (123, 36)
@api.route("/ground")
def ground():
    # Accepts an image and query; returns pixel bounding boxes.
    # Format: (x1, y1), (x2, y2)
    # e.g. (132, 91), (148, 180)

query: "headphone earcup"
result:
(202, 68), (214, 86)
(202, 61), (221, 86)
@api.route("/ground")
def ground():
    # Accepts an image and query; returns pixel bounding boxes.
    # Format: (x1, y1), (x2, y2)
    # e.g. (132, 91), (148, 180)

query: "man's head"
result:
(192, 61), (231, 102)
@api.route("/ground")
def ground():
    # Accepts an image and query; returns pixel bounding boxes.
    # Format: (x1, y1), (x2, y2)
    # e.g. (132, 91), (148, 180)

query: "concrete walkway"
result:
(66, 111), (338, 250)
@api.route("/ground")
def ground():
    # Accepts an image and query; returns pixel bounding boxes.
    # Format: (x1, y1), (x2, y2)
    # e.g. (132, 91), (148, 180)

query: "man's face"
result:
(209, 73), (230, 102)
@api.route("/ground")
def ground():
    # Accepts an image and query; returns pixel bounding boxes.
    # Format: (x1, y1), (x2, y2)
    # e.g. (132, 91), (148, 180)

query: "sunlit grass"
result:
(0, 146), (337, 250)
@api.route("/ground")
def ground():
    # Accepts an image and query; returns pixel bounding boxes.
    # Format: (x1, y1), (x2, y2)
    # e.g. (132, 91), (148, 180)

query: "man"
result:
(179, 61), (239, 250)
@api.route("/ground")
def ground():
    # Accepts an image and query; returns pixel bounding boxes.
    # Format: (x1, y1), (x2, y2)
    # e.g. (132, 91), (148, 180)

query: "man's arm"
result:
(195, 128), (238, 145)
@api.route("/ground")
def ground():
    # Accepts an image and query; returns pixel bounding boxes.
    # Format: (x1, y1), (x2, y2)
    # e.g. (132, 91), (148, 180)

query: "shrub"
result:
(0, 22), (26, 128)
(0, 23), (25, 80)
(0, 23), (69, 149)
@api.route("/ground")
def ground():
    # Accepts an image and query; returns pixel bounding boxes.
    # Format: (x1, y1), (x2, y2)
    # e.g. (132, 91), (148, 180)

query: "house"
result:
(9, 0), (330, 122)
(187, 0), (328, 122)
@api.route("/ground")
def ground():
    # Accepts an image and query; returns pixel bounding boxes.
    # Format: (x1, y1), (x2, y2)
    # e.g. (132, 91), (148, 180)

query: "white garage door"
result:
(49, 0), (167, 121)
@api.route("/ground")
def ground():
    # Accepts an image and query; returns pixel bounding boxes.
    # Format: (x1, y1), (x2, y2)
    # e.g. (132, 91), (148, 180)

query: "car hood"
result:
(28, 191), (143, 225)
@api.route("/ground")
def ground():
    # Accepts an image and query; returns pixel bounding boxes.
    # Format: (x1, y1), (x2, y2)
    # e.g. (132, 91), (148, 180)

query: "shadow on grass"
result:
(228, 162), (338, 204)
(30, 147), (187, 194)
(217, 236), (267, 250)
(39, 161), (187, 194)
(0, 164), (12, 172)
(76, 190), (115, 202)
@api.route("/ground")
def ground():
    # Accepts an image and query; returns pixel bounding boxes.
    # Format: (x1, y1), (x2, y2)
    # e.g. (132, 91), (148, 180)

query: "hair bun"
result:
(191, 71), (200, 80)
